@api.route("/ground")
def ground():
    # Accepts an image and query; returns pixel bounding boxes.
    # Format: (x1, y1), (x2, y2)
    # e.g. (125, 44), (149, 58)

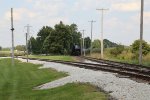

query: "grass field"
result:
(0, 51), (25, 57)
(0, 59), (108, 100)
(27, 55), (76, 62)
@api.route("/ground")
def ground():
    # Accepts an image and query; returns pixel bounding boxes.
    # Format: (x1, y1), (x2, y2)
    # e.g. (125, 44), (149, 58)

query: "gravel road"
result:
(18, 58), (150, 100)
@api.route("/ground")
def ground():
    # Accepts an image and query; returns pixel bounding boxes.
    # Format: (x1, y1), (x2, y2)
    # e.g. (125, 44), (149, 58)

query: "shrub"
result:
(110, 45), (124, 56)
(131, 40), (150, 56)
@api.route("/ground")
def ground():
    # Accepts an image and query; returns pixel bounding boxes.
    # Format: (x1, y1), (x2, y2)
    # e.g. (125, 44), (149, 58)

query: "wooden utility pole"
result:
(89, 20), (96, 56)
(26, 33), (28, 62)
(96, 8), (109, 59)
(25, 24), (31, 62)
(11, 8), (15, 66)
(81, 30), (85, 56)
(139, 0), (144, 65)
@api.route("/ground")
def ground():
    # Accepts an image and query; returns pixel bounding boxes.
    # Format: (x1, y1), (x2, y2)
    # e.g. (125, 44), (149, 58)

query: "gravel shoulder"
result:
(18, 58), (150, 100)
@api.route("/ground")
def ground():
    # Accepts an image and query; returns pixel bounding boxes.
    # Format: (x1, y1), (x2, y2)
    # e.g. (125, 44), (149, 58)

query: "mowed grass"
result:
(28, 55), (75, 62)
(0, 59), (108, 100)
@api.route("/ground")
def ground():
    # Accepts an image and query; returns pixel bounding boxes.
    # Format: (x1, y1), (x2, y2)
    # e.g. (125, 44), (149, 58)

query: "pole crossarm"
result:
(96, 8), (109, 11)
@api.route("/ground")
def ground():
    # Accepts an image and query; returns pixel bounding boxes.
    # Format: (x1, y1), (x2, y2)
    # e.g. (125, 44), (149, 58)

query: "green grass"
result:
(108, 58), (150, 67)
(27, 55), (75, 62)
(89, 53), (150, 67)
(0, 59), (108, 100)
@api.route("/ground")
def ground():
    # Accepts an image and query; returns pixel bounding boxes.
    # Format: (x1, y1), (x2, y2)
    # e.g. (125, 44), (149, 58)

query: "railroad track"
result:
(20, 57), (150, 83)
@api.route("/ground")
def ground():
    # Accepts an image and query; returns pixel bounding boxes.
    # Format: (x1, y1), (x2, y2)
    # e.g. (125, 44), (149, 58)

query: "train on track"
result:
(71, 44), (81, 56)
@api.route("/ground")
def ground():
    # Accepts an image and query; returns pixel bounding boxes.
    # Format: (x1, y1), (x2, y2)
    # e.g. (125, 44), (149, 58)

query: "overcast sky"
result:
(0, 0), (150, 47)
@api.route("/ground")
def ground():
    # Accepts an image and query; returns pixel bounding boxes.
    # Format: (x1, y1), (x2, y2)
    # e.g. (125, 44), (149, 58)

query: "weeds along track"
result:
(83, 57), (150, 70)
(20, 57), (150, 83)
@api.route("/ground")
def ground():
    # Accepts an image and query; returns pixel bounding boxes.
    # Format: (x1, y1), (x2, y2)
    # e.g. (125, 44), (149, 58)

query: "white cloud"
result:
(33, 0), (66, 17)
(131, 11), (150, 25)
(26, 0), (32, 3)
(112, 2), (140, 12)
(4, 8), (37, 21)
(47, 17), (70, 26)
(1, 0), (150, 47)
(72, 0), (108, 11)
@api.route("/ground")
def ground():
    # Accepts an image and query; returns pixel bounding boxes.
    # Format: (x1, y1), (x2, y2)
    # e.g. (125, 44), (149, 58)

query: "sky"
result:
(0, 0), (150, 47)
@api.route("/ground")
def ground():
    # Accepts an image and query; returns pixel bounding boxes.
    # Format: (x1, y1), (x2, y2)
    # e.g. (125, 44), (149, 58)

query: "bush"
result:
(110, 45), (124, 56)
(118, 50), (134, 60)
(143, 53), (150, 62)
(131, 40), (150, 56)
(92, 48), (101, 53)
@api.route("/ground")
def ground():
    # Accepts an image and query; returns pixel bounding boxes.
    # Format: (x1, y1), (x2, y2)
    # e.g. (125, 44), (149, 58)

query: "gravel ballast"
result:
(18, 58), (150, 100)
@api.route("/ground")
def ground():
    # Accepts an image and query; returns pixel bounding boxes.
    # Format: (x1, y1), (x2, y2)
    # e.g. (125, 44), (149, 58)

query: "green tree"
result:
(69, 24), (81, 55)
(42, 21), (70, 54)
(43, 21), (81, 55)
(92, 39), (118, 49)
(28, 37), (40, 54)
(29, 22), (81, 55)
(131, 40), (150, 56)
(36, 26), (53, 53)
(92, 39), (101, 49)
(84, 37), (91, 49)
(54, 21), (72, 54)
(0, 46), (2, 51)
(70, 24), (81, 48)
(104, 39), (118, 48)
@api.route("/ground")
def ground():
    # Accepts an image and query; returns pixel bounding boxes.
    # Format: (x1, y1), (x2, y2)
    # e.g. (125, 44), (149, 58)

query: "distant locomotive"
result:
(71, 44), (81, 56)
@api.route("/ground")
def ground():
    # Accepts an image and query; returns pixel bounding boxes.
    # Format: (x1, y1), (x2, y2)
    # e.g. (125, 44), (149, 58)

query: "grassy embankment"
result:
(89, 51), (150, 67)
(27, 55), (76, 62)
(0, 58), (108, 100)
(0, 50), (76, 61)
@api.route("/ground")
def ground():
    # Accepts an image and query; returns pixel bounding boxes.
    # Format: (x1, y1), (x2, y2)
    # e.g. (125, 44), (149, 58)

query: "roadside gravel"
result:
(18, 58), (150, 100)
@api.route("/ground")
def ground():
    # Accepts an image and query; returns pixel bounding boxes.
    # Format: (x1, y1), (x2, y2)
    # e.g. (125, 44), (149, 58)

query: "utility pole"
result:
(89, 20), (96, 56)
(81, 30), (85, 56)
(25, 33), (28, 62)
(96, 8), (109, 59)
(11, 8), (15, 66)
(25, 24), (32, 62)
(80, 35), (83, 56)
(139, 0), (144, 65)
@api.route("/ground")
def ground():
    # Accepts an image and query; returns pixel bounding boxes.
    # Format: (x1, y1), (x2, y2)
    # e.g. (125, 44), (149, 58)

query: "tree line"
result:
(28, 21), (82, 55)
(27, 21), (120, 55)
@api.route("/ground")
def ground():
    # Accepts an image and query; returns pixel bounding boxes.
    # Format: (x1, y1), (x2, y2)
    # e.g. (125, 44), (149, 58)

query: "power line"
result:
(25, 24), (32, 62)
(96, 8), (109, 59)
(88, 20), (96, 56)
(10, 8), (15, 66)
(139, 0), (144, 65)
